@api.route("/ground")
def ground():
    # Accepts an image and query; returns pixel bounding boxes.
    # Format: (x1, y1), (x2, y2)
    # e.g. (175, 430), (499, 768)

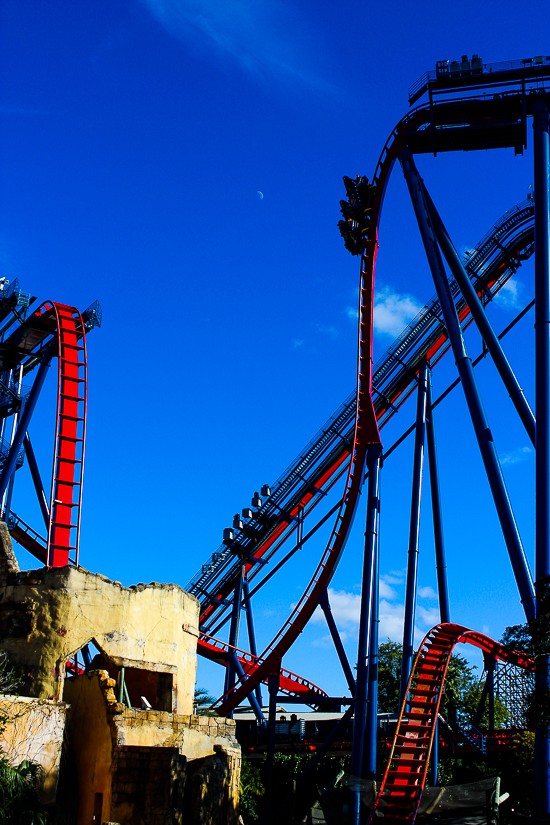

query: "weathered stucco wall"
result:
(0, 528), (200, 714)
(63, 670), (115, 825)
(66, 671), (241, 825)
(0, 694), (67, 803)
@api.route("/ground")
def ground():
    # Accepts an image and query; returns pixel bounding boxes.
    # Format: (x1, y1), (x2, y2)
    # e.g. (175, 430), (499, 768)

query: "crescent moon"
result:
(257, 191), (264, 200)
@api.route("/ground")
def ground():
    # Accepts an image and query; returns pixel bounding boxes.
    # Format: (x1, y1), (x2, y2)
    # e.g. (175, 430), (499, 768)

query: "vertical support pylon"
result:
(533, 97), (550, 815)
(243, 577), (263, 708)
(265, 665), (281, 823)
(426, 369), (450, 624)
(400, 362), (429, 704)
(224, 562), (245, 701)
(350, 443), (382, 824)
(399, 147), (536, 624)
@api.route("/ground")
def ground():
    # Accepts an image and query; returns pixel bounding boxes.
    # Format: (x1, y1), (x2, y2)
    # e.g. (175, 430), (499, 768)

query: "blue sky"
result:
(1, 0), (547, 699)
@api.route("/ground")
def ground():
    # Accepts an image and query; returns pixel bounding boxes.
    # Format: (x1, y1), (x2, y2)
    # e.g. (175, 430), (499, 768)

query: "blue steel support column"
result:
(487, 656), (495, 731)
(400, 362), (429, 704)
(265, 666), (281, 823)
(0, 347), (53, 509)
(23, 433), (50, 529)
(231, 653), (266, 724)
(426, 370), (451, 624)
(533, 98), (550, 815)
(224, 563), (245, 700)
(350, 444), (382, 824)
(243, 578), (263, 708)
(423, 185), (536, 446)
(318, 588), (356, 695)
(399, 148), (536, 624)
(3, 399), (25, 520)
(365, 491), (380, 781)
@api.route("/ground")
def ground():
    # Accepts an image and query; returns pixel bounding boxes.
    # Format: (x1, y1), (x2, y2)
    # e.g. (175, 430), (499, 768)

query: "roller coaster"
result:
(182, 53), (550, 819)
(9, 52), (550, 820)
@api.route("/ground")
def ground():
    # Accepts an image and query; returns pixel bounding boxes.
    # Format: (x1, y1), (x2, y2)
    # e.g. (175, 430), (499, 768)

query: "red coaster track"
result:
(213, 96), (521, 715)
(369, 623), (534, 823)
(4, 301), (89, 567)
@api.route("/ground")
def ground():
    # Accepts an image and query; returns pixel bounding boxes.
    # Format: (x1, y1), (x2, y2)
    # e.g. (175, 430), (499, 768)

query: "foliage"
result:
(0, 652), (21, 696)
(193, 686), (217, 716)
(501, 574), (550, 732)
(239, 756), (265, 822)
(0, 650), (50, 823)
(0, 652), (21, 737)
(0, 757), (49, 824)
(377, 640), (493, 728)
(377, 640), (402, 713)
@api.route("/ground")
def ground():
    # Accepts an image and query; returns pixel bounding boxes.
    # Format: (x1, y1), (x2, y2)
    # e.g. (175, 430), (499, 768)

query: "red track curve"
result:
(198, 633), (328, 700)
(369, 623), (534, 823)
(7, 302), (87, 567)
(215, 99), (531, 714)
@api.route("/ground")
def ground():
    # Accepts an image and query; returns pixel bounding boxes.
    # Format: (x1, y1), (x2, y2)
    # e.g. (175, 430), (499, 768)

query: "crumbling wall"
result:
(0, 528), (200, 713)
(63, 670), (115, 824)
(0, 694), (67, 803)
(111, 745), (186, 825)
(64, 671), (241, 825)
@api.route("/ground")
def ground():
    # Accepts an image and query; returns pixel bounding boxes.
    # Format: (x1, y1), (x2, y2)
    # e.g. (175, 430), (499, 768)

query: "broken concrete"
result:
(0, 526), (200, 714)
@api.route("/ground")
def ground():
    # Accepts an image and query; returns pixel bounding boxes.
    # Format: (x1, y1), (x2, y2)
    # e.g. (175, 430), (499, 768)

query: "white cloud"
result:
(416, 605), (440, 627)
(315, 323), (338, 338)
(373, 287), (422, 337)
(382, 572), (404, 585)
(139, 0), (329, 87)
(345, 306), (358, 320)
(310, 584), (441, 646)
(291, 339), (304, 349)
(495, 277), (521, 309)
(501, 445), (533, 465)
(418, 586), (437, 600)
(379, 580), (398, 600)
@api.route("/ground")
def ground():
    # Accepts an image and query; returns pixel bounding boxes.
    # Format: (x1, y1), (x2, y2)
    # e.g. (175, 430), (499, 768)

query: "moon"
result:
(257, 191), (264, 200)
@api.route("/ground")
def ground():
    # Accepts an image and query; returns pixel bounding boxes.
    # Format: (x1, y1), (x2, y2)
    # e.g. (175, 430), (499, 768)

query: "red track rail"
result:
(369, 623), (534, 823)
(213, 100), (533, 716)
(34, 302), (87, 567)
(198, 633), (328, 700)
(214, 112), (425, 716)
(5, 303), (88, 567)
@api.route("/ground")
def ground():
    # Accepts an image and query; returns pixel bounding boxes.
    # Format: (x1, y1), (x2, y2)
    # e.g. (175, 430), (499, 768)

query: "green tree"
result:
(377, 640), (402, 713)
(0, 758), (49, 825)
(501, 574), (550, 732)
(239, 756), (265, 822)
(0, 651), (49, 824)
(193, 686), (217, 716)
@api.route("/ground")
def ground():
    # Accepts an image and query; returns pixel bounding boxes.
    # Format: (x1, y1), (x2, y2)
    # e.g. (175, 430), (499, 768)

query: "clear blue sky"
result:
(1, 0), (547, 698)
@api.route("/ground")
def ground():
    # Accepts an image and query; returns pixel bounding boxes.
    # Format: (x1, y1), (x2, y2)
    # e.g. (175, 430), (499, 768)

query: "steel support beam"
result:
(0, 347), (53, 511)
(318, 588), (356, 696)
(231, 653), (266, 724)
(265, 666), (281, 823)
(365, 487), (380, 781)
(533, 97), (550, 815)
(423, 185), (536, 446)
(3, 400), (24, 521)
(23, 433), (50, 529)
(426, 371), (450, 624)
(400, 362), (429, 703)
(400, 148), (536, 624)
(243, 578), (263, 707)
(351, 444), (382, 823)
(224, 563), (245, 700)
